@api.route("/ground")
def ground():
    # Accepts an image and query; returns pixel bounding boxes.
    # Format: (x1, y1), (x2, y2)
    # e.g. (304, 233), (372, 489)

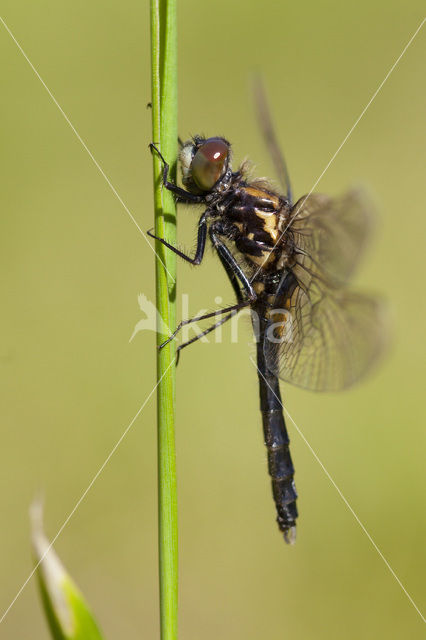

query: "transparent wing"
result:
(288, 190), (374, 285)
(265, 282), (387, 391)
(264, 190), (386, 391)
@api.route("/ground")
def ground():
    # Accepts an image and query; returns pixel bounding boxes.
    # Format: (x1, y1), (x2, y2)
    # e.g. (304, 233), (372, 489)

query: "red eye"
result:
(191, 138), (229, 191)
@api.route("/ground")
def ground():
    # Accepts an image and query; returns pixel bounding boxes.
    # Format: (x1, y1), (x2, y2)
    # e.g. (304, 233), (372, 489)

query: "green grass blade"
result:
(31, 501), (104, 640)
(150, 1), (178, 639)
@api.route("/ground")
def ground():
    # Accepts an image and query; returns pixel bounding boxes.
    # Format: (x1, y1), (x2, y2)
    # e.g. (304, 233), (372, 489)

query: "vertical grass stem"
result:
(150, 1), (178, 638)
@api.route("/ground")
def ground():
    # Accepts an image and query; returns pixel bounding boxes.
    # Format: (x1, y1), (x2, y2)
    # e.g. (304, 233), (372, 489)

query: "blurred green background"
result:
(0, 2), (425, 638)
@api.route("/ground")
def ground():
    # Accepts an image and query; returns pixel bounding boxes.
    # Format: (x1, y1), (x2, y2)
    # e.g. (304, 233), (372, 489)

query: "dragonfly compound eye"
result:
(191, 138), (229, 191)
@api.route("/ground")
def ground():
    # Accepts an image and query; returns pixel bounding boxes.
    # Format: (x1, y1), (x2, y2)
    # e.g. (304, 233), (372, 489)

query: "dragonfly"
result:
(148, 90), (386, 543)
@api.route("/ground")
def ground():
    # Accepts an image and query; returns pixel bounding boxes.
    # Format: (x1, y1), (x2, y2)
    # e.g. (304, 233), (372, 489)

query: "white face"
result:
(179, 143), (195, 188)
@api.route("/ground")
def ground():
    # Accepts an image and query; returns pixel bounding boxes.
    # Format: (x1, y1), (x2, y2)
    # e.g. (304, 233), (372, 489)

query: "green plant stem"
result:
(150, 1), (178, 639)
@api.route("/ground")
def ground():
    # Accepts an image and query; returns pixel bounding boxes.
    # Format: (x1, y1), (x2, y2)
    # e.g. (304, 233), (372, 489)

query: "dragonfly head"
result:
(179, 136), (232, 195)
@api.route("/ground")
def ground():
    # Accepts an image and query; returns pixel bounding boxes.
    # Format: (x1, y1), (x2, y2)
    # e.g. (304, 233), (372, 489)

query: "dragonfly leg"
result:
(170, 249), (251, 360)
(149, 143), (204, 203)
(216, 250), (244, 303)
(147, 212), (208, 265)
(209, 227), (257, 301)
(172, 235), (249, 361)
(159, 300), (250, 350)
(175, 312), (235, 364)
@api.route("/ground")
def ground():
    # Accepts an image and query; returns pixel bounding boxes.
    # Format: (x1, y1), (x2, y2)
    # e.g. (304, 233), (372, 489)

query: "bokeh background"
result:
(0, 2), (425, 639)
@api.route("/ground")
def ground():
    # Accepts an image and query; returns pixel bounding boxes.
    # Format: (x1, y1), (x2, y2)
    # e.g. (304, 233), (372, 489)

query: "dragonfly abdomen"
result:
(256, 326), (298, 543)
(263, 410), (298, 542)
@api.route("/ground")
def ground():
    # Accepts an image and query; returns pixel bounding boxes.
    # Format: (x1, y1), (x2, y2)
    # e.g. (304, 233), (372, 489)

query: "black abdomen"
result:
(255, 302), (298, 543)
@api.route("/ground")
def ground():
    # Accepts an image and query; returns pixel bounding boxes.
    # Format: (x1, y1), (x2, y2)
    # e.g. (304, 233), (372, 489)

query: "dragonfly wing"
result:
(265, 282), (387, 391)
(289, 189), (374, 285)
(264, 189), (386, 391)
